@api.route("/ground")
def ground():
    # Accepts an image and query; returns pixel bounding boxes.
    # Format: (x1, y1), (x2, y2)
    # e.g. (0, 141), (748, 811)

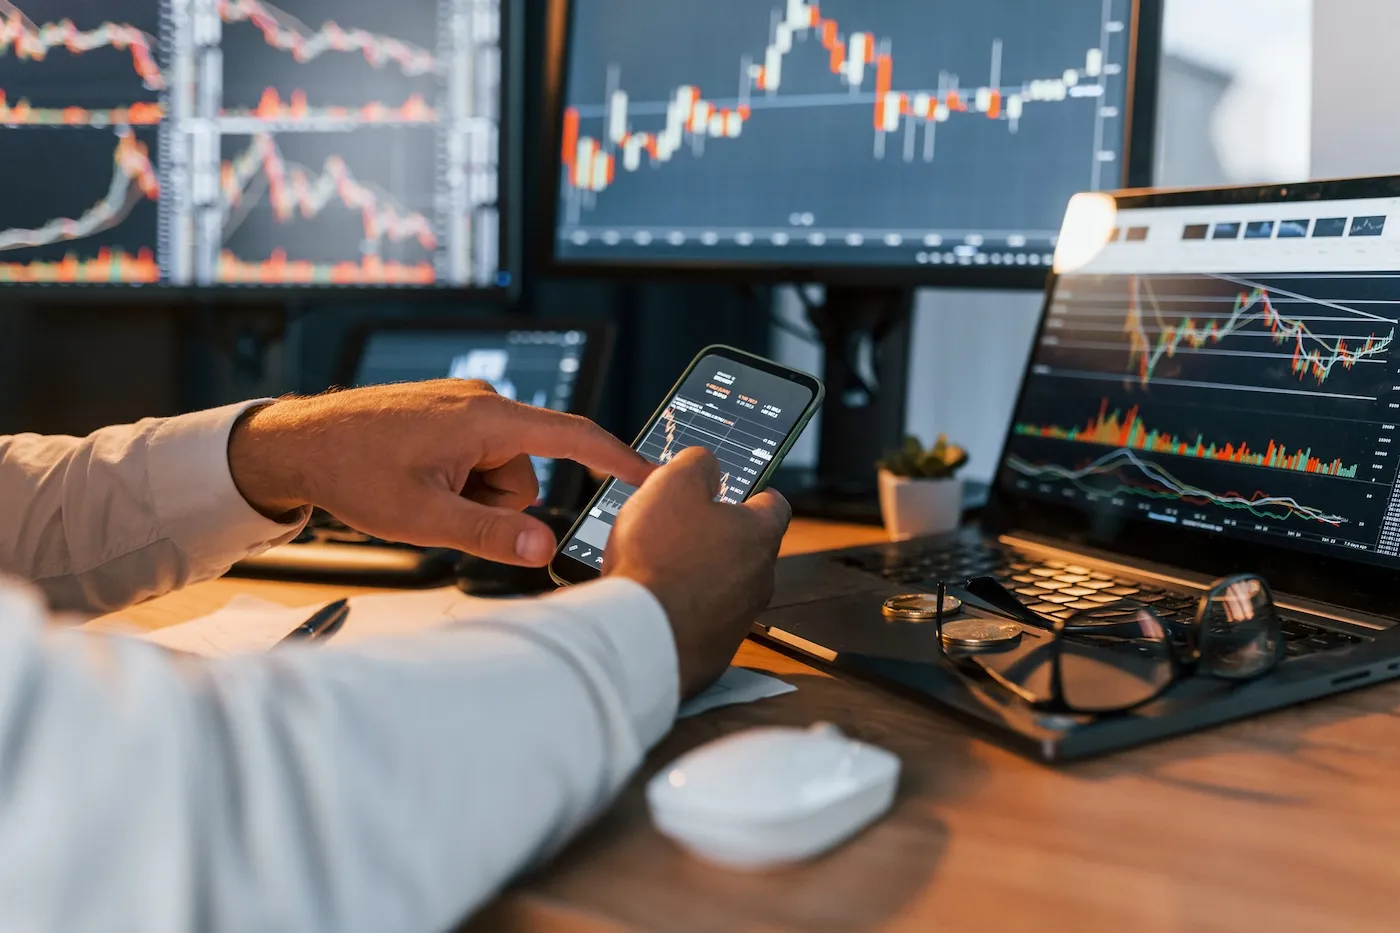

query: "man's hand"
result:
(227, 380), (653, 566)
(605, 447), (792, 697)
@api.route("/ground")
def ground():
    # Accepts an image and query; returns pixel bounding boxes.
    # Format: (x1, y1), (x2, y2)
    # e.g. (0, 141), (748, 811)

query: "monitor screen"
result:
(999, 191), (1400, 569)
(353, 327), (589, 501)
(1, 0), (509, 289)
(552, 0), (1147, 272)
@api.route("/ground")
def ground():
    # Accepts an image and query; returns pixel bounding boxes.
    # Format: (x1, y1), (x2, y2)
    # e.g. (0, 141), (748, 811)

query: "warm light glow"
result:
(1053, 192), (1118, 274)
(668, 770), (686, 788)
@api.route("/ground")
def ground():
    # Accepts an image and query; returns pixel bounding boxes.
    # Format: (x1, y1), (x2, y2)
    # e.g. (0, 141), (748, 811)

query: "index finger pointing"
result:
(496, 404), (654, 485)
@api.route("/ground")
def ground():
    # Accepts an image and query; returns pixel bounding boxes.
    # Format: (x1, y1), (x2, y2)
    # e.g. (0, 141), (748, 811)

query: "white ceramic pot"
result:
(878, 469), (963, 541)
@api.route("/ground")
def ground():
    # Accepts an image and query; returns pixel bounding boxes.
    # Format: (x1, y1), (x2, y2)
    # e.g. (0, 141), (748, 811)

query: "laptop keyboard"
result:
(833, 539), (1364, 659)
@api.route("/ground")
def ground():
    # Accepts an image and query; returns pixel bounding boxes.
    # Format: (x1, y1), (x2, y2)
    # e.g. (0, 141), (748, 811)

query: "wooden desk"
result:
(104, 520), (1400, 933)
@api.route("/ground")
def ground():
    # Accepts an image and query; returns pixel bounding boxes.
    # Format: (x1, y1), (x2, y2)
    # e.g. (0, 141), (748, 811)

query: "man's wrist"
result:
(227, 401), (311, 520)
(610, 568), (703, 698)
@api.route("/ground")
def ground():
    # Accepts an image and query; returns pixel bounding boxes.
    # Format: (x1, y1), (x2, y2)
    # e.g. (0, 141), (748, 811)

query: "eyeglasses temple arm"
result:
(963, 576), (1054, 630)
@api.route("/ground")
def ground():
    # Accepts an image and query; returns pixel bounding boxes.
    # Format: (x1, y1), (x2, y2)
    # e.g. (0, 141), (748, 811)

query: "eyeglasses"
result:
(932, 574), (1285, 715)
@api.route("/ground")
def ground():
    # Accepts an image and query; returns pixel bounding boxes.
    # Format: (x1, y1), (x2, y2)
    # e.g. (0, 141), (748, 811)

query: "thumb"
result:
(410, 491), (558, 566)
(743, 489), (792, 543)
(642, 446), (723, 501)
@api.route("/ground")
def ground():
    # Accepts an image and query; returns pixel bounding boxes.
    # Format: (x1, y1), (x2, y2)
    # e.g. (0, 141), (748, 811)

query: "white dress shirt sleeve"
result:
(0, 575), (679, 933)
(0, 402), (307, 612)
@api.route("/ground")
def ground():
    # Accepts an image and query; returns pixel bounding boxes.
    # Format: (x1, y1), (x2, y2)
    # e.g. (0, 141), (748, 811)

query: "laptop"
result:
(231, 318), (613, 583)
(759, 175), (1400, 761)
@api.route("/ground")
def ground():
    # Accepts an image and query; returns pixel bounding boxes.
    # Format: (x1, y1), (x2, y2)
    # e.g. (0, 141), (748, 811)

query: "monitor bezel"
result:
(983, 173), (1400, 620)
(537, 0), (1163, 289)
(0, 0), (523, 300)
(335, 314), (615, 508)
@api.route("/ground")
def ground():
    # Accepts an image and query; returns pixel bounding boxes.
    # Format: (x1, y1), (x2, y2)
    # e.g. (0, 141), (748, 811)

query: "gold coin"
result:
(940, 618), (1023, 649)
(882, 593), (963, 621)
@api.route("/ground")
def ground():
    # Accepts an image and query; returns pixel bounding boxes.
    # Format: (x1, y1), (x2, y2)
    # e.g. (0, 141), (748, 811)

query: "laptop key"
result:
(1054, 574), (1092, 584)
(1066, 600), (1102, 610)
(1011, 574), (1040, 585)
(1029, 568), (1059, 578)
(1015, 587), (1052, 598)
(1086, 593), (1119, 603)
(1061, 586), (1096, 597)
(1089, 571), (1114, 581)
(1034, 580), (1070, 591)
(1042, 559), (1068, 569)
(1028, 602), (1063, 614)
(1064, 565), (1092, 575)
(1106, 586), (1140, 597)
(1041, 594), (1076, 604)
(1081, 580), (1117, 590)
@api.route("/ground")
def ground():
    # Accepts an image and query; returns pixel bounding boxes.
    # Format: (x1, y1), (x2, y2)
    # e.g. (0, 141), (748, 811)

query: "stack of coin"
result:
(881, 593), (961, 621)
(881, 593), (1023, 650)
(938, 618), (1023, 650)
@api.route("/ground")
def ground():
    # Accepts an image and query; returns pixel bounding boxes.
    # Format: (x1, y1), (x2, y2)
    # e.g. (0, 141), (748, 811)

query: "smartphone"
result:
(550, 345), (824, 585)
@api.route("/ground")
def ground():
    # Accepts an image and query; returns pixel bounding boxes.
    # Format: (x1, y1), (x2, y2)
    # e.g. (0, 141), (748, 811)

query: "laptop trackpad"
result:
(769, 552), (891, 609)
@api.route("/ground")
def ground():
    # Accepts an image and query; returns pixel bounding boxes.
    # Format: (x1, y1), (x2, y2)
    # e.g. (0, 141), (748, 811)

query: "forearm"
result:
(0, 578), (676, 933)
(0, 403), (306, 613)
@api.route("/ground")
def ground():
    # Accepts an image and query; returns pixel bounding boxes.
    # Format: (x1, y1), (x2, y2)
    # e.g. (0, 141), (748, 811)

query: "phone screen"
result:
(558, 352), (816, 572)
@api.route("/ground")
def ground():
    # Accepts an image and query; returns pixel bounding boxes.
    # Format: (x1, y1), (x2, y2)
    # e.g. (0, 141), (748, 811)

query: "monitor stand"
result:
(784, 285), (914, 524)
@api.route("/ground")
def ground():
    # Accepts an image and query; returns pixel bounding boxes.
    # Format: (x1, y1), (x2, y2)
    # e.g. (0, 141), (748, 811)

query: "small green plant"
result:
(878, 434), (969, 480)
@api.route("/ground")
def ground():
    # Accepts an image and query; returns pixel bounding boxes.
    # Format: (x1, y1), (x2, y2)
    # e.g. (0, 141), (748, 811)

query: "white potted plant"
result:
(877, 434), (969, 541)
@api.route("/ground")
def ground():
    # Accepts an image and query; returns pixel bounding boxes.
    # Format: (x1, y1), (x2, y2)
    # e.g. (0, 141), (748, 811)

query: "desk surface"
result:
(104, 519), (1400, 933)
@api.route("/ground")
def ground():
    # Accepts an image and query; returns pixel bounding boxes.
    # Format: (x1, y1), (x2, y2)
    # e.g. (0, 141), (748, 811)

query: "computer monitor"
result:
(544, 0), (1160, 286)
(541, 0), (1161, 512)
(338, 319), (613, 506)
(0, 0), (519, 292)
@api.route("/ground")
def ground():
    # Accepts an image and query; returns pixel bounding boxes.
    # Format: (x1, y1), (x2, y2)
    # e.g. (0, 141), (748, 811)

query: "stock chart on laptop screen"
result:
(1003, 197), (1400, 567)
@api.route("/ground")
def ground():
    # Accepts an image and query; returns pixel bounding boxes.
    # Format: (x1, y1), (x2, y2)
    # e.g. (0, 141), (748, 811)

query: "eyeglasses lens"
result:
(1199, 576), (1282, 679)
(1059, 602), (1175, 713)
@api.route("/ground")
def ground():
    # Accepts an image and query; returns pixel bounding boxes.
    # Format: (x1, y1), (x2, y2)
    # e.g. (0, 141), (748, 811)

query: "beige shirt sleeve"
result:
(0, 402), (308, 613)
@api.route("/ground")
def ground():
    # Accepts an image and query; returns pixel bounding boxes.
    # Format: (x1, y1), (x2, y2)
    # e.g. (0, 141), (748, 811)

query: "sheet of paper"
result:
(333, 587), (488, 643)
(678, 667), (797, 719)
(138, 587), (493, 658)
(141, 595), (314, 658)
(138, 591), (800, 724)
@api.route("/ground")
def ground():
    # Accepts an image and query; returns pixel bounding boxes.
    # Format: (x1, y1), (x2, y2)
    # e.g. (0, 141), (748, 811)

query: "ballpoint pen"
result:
(277, 598), (350, 646)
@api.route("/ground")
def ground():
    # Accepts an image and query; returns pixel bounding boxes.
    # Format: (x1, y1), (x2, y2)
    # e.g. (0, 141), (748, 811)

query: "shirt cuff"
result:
(544, 577), (679, 750)
(145, 401), (310, 567)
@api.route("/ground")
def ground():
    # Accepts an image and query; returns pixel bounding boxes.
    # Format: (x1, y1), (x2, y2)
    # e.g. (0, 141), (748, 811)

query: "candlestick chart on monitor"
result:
(0, 2), (166, 283)
(0, 0), (164, 122)
(0, 0), (506, 288)
(215, 129), (438, 285)
(0, 127), (161, 283)
(1003, 270), (1400, 550)
(216, 0), (440, 127)
(555, 0), (1137, 266)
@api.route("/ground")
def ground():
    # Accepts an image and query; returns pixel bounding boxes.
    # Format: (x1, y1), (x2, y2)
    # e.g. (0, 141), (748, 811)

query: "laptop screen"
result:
(998, 190), (1400, 572)
(353, 328), (590, 503)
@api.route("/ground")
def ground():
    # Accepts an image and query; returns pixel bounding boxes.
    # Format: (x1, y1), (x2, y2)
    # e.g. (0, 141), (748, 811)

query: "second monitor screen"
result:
(555, 0), (1140, 269)
(0, 0), (505, 289)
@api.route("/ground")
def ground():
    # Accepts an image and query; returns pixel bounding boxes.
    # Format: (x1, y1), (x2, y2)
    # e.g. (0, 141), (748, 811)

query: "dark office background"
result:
(0, 0), (770, 442)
